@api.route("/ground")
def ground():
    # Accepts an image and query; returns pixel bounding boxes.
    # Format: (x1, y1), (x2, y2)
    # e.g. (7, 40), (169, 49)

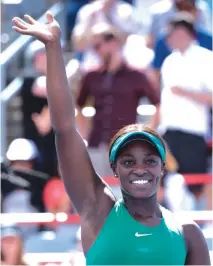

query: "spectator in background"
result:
(1, 138), (49, 237)
(152, 13), (213, 207)
(151, 10), (212, 85)
(76, 25), (160, 176)
(72, 0), (135, 70)
(147, 0), (212, 48)
(1, 223), (26, 265)
(43, 178), (73, 214)
(65, 0), (134, 46)
(22, 40), (57, 176)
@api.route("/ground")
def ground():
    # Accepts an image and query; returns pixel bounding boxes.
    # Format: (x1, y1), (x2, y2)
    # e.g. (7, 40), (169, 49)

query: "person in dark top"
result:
(22, 41), (57, 176)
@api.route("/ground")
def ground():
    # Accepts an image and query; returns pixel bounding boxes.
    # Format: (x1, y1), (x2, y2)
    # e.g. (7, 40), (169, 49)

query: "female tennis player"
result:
(12, 13), (210, 265)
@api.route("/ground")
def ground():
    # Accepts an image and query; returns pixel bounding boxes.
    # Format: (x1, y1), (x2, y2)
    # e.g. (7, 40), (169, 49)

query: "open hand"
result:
(12, 13), (61, 45)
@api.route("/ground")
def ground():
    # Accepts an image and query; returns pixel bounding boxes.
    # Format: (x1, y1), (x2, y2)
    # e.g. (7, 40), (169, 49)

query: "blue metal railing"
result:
(0, 2), (66, 158)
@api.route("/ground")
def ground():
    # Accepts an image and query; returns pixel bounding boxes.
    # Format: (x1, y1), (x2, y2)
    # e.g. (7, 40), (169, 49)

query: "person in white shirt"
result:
(152, 12), (213, 203)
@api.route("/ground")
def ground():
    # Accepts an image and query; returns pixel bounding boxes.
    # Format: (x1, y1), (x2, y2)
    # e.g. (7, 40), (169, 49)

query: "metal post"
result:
(0, 2), (64, 159)
(1, 65), (6, 159)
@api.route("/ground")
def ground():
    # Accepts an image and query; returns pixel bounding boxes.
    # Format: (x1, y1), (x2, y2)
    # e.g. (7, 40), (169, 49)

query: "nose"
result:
(132, 165), (147, 176)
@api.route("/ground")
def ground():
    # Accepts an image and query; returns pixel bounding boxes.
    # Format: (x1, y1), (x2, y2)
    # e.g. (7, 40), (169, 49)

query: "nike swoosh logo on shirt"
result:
(135, 232), (152, 237)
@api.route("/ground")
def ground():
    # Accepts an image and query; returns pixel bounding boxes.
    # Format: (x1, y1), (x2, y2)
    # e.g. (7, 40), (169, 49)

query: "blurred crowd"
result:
(1, 0), (212, 265)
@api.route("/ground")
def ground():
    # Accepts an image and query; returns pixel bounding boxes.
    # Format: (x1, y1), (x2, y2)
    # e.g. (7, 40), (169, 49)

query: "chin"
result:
(131, 190), (155, 199)
(122, 186), (156, 199)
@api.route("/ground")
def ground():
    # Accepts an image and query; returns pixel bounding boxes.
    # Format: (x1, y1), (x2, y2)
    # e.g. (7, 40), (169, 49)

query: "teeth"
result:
(132, 180), (149, 184)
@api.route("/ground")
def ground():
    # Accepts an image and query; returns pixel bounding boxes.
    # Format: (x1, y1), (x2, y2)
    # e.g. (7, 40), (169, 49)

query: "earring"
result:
(114, 174), (117, 177)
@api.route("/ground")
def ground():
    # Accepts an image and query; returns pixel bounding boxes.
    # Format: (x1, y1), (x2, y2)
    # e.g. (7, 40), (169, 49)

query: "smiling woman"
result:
(11, 13), (211, 266)
(109, 124), (166, 200)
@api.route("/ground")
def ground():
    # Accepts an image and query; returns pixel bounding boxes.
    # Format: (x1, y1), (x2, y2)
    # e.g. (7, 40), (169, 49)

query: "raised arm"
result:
(12, 14), (115, 216)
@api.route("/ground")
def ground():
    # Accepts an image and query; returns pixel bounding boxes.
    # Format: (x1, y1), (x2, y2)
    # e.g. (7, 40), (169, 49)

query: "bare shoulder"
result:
(175, 216), (211, 265)
(174, 213), (202, 237)
(171, 213), (204, 247)
(181, 220), (204, 244)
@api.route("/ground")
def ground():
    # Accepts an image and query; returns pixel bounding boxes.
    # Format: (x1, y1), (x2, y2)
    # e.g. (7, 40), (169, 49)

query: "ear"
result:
(161, 162), (166, 177)
(110, 162), (118, 178)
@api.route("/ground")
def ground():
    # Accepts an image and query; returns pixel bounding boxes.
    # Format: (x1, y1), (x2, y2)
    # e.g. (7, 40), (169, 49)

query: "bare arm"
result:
(72, 5), (99, 52)
(183, 91), (212, 105)
(72, 19), (94, 52)
(183, 222), (211, 265)
(12, 13), (115, 216)
(171, 88), (212, 105)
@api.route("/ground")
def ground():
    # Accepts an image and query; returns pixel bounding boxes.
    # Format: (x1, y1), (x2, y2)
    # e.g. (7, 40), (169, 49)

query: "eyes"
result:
(121, 157), (159, 167)
(123, 159), (134, 166)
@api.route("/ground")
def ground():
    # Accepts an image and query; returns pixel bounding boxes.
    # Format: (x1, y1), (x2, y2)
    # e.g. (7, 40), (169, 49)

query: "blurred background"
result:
(0, 0), (212, 265)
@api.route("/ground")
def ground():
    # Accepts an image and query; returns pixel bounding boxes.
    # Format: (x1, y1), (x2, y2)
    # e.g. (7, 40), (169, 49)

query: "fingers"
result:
(12, 26), (30, 35)
(46, 12), (54, 23)
(12, 17), (28, 30)
(24, 14), (36, 25)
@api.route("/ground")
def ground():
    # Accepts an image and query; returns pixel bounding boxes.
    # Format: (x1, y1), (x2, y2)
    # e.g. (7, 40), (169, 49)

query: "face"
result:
(167, 26), (192, 51)
(113, 141), (163, 199)
(92, 35), (116, 60)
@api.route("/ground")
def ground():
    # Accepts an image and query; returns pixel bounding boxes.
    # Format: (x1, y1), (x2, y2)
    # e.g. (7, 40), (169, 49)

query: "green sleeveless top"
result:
(86, 200), (186, 265)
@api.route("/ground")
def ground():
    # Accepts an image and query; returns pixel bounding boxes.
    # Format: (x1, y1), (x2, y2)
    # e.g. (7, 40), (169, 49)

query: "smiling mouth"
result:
(130, 179), (152, 185)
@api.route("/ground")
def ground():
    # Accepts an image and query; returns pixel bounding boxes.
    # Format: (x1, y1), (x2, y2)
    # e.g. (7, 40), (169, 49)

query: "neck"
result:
(122, 192), (161, 219)
(105, 52), (123, 73)
(179, 40), (194, 54)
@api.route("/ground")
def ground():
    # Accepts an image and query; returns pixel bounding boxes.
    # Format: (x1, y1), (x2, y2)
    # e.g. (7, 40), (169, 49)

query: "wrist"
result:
(45, 39), (61, 49)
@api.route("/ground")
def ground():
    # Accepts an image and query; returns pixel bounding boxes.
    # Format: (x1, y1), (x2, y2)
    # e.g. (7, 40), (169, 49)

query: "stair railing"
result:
(0, 2), (65, 158)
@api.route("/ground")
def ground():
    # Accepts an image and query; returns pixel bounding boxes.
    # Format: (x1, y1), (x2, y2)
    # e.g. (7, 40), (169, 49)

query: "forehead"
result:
(92, 34), (105, 43)
(119, 141), (159, 156)
(169, 25), (188, 35)
(167, 26), (187, 40)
